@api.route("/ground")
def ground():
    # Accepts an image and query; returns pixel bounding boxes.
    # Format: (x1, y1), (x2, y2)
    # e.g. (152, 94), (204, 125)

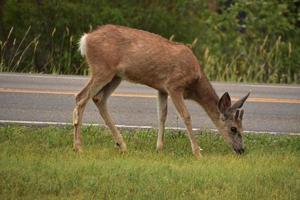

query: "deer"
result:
(73, 24), (250, 159)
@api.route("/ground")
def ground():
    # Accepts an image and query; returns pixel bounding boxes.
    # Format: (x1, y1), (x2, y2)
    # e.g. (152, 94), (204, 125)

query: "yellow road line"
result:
(112, 93), (156, 98)
(0, 87), (299, 104)
(0, 88), (76, 95)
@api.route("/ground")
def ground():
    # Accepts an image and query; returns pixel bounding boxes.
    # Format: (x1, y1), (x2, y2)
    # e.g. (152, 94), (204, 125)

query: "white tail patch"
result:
(78, 34), (88, 57)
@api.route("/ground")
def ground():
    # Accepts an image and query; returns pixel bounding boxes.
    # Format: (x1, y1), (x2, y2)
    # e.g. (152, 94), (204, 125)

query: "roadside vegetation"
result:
(0, 125), (299, 199)
(0, 0), (299, 83)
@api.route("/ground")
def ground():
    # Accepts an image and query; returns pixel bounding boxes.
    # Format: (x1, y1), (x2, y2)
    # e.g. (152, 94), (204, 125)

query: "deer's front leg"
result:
(156, 91), (168, 151)
(168, 90), (202, 159)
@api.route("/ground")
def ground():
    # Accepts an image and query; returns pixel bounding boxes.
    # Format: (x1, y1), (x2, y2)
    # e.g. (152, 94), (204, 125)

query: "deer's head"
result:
(218, 92), (250, 154)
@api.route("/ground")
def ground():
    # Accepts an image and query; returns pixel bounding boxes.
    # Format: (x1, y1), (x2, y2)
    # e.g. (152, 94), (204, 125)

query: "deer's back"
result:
(85, 25), (201, 91)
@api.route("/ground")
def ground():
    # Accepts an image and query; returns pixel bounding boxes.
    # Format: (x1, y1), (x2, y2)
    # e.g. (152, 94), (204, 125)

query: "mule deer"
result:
(73, 25), (250, 159)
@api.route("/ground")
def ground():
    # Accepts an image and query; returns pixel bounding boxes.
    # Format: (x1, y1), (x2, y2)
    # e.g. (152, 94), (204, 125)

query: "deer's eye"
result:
(231, 127), (237, 133)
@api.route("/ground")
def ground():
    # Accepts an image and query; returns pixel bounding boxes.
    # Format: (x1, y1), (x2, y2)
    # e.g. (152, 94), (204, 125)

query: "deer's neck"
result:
(189, 76), (222, 129)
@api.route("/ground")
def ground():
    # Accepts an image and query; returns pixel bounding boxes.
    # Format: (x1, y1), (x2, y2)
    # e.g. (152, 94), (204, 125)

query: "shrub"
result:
(0, 0), (299, 83)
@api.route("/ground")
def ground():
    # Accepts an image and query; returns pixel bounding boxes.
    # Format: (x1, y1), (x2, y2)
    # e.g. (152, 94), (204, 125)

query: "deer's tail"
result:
(78, 33), (88, 57)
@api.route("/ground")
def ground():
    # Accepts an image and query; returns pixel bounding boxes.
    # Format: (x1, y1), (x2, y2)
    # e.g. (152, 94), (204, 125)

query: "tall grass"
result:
(0, 25), (299, 83)
(201, 35), (299, 83)
(0, 125), (299, 199)
(0, 26), (88, 75)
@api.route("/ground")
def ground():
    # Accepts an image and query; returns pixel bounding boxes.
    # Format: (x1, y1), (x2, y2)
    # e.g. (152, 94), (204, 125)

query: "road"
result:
(0, 73), (299, 134)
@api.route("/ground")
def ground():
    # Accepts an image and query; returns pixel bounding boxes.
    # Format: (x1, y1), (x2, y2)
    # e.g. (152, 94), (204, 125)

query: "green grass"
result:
(0, 125), (299, 199)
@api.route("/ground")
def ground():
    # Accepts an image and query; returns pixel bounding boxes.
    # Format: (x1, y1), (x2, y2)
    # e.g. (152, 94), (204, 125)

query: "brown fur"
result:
(73, 25), (250, 158)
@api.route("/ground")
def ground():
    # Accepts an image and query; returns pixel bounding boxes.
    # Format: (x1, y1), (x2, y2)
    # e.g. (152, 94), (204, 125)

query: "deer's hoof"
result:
(194, 152), (202, 160)
(193, 148), (202, 160)
(73, 145), (83, 153)
(116, 142), (127, 153)
(156, 144), (164, 152)
(73, 148), (83, 153)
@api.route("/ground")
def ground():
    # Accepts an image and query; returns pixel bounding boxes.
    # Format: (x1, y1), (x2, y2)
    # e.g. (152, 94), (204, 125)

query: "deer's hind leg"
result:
(92, 76), (127, 152)
(73, 73), (115, 152)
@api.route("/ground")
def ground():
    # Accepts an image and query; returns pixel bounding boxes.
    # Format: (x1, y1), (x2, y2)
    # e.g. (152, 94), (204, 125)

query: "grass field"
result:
(0, 125), (299, 199)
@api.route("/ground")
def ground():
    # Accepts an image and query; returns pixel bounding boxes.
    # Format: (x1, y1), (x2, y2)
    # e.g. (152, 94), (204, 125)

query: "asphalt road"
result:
(0, 73), (299, 134)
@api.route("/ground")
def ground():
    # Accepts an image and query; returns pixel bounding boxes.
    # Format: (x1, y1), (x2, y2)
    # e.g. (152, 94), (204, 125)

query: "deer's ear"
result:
(218, 92), (231, 114)
(239, 109), (244, 120)
(231, 92), (250, 110)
